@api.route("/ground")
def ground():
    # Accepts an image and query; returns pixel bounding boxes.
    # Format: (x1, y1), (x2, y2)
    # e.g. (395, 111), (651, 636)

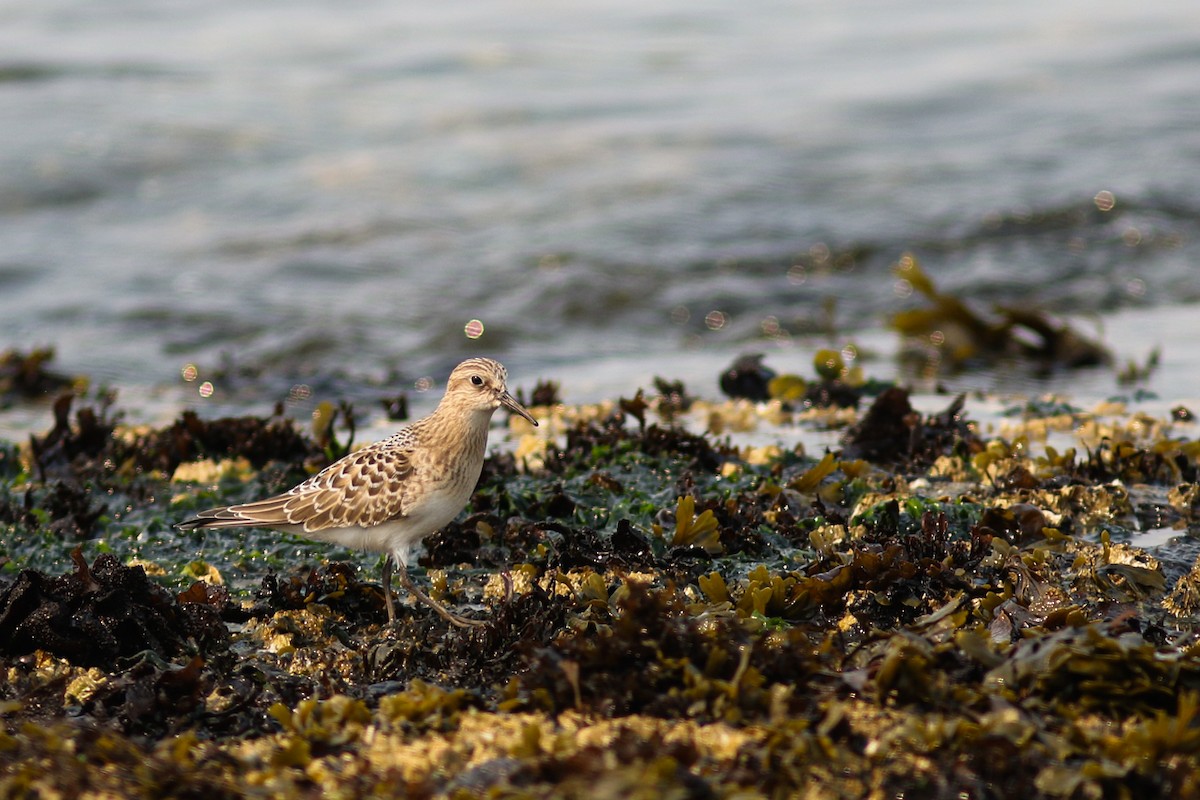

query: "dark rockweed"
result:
(0, 548), (229, 667)
(3, 375), (1200, 798)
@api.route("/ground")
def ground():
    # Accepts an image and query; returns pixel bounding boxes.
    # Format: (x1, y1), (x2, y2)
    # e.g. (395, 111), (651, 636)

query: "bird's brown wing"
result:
(187, 443), (413, 531)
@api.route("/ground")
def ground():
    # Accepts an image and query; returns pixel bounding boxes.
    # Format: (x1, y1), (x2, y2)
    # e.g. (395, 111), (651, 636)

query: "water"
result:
(2, 0), (1200, 420)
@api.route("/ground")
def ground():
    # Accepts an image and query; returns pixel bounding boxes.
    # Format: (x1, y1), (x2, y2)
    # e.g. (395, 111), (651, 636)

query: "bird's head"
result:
(445, 357), (538, 425)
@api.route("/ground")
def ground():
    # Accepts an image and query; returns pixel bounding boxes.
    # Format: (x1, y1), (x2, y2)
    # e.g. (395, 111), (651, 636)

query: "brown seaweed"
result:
(6, 372), (1200, 798)
(891, 254), (1111, 374)
(841, 386), (982, 468)
(0, 347), (77, 406)
(719, 353), (776, 401)
(0, 548), (228, 667)
(29, 394), (324, 486)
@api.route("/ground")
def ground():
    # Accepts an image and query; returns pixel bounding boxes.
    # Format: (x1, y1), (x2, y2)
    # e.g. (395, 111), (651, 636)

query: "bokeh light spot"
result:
(415, 376), (434, 392)
(181, 363), (198, 382)
(1094, 190), (1116, 212)
(464, 319), (485, 339)
(787, 264), (807, 285)
(704, 310), (727, 330)
(198, 381), (214, 398)
(669, 305), (690, 325)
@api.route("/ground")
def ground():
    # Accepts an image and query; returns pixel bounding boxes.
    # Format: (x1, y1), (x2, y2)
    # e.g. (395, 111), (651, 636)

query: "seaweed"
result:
(28, 394), (324, 488)
(515, 379), (563, 409)
(5, 366), (1200, 798)
(841, 386), (982, 469)
(0, 548), (228, 668)
(719, 353), (775, 401)
(0, 347), (78, 406)
(891, 254), (1111, 375)
(542, 404), (735, 476)
(378, 392), (409, 422)
(722, 350), (870, 410)
(28, 392), (120, 481)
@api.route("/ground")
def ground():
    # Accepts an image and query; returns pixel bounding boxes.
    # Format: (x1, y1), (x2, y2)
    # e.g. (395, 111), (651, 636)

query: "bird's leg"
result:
(395, 561), (486, 628)
(381, 556), (397, 625)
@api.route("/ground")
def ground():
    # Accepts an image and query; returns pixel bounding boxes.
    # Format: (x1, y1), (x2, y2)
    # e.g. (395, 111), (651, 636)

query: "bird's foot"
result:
(395, 567), (486, 628)
(413, 583), (486, 628)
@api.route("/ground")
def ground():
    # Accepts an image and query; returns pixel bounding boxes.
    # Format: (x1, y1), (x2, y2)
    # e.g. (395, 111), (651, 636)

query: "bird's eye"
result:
(470, 375), (484, 387)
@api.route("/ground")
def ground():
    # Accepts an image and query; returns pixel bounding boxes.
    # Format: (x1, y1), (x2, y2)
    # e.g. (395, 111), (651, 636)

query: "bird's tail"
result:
(175, 508), (251, 531)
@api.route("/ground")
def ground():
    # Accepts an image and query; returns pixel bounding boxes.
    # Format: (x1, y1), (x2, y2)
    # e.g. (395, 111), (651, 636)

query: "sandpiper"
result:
(176, 357), (537, 627)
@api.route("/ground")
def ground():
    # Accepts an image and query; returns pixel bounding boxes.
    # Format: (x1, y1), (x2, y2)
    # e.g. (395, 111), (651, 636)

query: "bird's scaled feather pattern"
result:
(175, 357), (537, 625)
(204, 431), (415, 532)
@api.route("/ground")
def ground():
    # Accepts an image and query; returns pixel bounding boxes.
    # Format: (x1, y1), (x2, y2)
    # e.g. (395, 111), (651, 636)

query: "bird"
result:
(176, 357), (538, 627)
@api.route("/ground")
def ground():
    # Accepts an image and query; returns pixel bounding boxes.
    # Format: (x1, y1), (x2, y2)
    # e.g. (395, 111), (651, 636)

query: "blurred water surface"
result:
(1, 0), (1199, 414)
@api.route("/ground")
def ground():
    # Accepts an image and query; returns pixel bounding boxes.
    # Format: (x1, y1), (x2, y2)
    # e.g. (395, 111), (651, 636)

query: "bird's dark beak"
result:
(500, 391), (539, 426)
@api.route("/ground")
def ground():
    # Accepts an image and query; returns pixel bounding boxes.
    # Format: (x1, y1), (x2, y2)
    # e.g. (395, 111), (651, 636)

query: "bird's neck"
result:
(423, 403), (492, 455)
